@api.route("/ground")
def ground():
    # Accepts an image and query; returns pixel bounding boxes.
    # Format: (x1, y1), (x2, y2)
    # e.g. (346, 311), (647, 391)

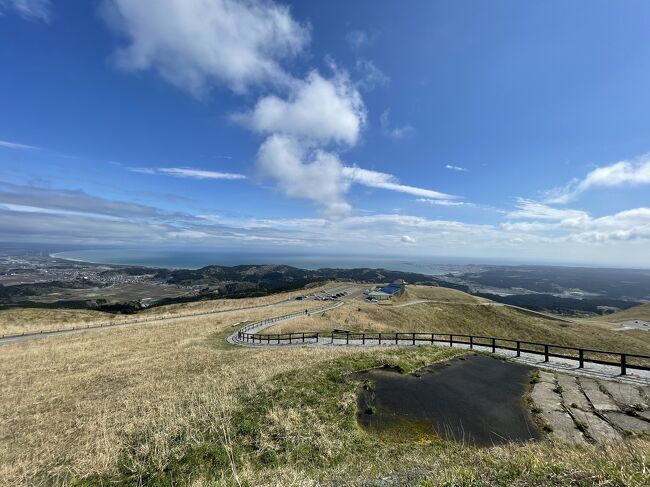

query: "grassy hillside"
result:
(268, 285), (650, 355)
(1, 304), (648, 486)
(393, 284), (490, 304)
(0, 282), (341, 336)
(593, 302), (650, 323)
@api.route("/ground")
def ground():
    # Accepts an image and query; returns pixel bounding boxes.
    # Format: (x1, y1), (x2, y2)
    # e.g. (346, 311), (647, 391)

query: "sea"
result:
(51, 249), (488, 275)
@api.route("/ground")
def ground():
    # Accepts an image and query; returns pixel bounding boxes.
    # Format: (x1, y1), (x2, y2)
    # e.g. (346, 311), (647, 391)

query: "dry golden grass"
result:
(395, 285), (489, 304)
(0, 304), (359, 485)
(1, 285), (649, 486)
(591, 302), (650, 324)
(267, 286), (650, 355)
(0, 308), (118, 336)
(0, 282), (342, 336)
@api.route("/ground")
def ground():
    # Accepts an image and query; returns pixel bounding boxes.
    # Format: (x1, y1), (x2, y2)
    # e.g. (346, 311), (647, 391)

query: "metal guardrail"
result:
(236, 302), (342, 335)
(236, 329), (650, 376)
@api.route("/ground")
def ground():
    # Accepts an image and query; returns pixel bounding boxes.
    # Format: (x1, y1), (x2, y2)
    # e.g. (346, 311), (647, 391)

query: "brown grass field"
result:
(1, 285), (649, 486)
(0, 282), (337, 336)
(267, 285), (650, 355)
(591, 302), (650, 323)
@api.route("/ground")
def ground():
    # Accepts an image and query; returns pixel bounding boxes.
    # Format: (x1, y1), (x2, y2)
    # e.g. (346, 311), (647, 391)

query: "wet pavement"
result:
(356, 355), (540, 446)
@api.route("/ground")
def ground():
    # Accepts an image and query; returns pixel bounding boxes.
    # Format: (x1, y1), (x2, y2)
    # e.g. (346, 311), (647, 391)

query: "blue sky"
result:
(2, 0), (650, 266)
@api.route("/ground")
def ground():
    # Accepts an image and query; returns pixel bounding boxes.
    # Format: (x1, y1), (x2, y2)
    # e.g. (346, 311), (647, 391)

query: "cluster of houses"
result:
(365, 279), (406, 301)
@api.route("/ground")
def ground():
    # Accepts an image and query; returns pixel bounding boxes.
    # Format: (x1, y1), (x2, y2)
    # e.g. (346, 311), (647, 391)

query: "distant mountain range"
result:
(2, 259), (648, 316)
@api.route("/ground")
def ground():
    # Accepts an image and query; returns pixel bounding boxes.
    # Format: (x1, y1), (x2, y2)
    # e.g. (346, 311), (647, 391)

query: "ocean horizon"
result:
(51, 249), (492, 275)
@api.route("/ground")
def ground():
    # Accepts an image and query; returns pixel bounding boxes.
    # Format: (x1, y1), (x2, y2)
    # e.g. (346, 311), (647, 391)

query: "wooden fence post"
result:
(449, 334), (453, 347)
(579, 349), (584, 368)
(621, 354), (627, 375)
(544, 344), (549, 362)
(469, 335), (473, 349)
(516, 341), (520, 357)
(492, 337), (496, 353)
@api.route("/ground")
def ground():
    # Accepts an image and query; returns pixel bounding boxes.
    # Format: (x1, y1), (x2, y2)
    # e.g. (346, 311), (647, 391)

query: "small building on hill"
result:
(379, 282), (405, 297)
(367, 281), (406, 301)
(368, 290), (391, 300)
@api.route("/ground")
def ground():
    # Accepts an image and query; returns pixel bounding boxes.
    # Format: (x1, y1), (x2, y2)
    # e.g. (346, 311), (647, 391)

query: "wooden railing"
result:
(236, 330), (650, 376)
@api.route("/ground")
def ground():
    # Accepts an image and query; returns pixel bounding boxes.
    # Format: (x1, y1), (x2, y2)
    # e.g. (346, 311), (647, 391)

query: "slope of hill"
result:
(267, 285), (650, 355)
(2, 286), (647, 486)
(593, 302), (650, 323)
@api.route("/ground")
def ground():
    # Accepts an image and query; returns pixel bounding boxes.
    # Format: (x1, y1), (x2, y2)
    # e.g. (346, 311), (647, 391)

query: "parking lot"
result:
(294, 284), (368, 302)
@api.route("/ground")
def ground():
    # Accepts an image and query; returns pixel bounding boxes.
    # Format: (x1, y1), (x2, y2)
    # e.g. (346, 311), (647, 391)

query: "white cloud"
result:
(0, 0), (50, 21)
(417, 198), (472, 207)
(343, 167), (454, 199)
(0, 139), (41, 150)
(380, 109), (414, 140)
(445, 164), (467, 172)
(237, 70), (366, 146)
(256, 135), (352, 218)
(130, 167), (246, 180)
(102, 0), (310, 95)
(6, 180), (650, 265)
(502, 197), (650, 245)
(255, 137), (454, 217)
(545, 153), (650, 204)
(508, 199), (589, 221)
(102, 0), (457, 218)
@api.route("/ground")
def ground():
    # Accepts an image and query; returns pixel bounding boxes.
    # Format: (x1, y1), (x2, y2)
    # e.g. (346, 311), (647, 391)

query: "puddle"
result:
(356, 355), (540, 446)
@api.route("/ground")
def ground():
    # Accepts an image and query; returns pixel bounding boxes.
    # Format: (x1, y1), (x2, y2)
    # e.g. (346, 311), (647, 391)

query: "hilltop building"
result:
(367, 280), (406, 300)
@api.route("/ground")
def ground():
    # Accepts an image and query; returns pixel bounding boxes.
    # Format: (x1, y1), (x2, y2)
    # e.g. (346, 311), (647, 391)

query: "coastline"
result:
(50, 251), (178, 270)
(48, 250), (450, 275)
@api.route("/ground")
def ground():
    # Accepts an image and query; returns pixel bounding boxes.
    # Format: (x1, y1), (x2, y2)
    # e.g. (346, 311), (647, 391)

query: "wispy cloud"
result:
(4, 180), (650, 264)
(445, 164), (467, 172)
(507, 199), (588, 221)
(417, 198), (472, 207)
(0, 139), (41, 150)
(345, 29), (370, 51)
(380, 109), (414, 140)
(343, 167), (454, 200)
(355, 59), (389, 91)
(545, 153), (650, 204)
(0, 0), (50, 22)
(130, 167), (246, 180)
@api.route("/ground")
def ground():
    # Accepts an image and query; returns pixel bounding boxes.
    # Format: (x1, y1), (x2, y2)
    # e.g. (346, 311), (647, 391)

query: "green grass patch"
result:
(67, 345), (650, 486)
